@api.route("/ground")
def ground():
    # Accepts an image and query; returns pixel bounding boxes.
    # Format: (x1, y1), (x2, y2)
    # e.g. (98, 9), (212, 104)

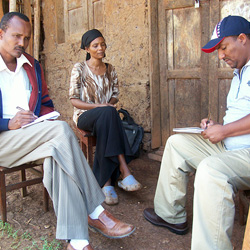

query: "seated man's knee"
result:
(167, 134), (187, 148)
(195, 157), (223, 188)
(50, 120), (73, 136)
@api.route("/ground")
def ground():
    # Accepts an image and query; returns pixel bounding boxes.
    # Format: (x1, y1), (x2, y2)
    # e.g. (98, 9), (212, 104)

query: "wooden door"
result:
(151, 0), (250, 148)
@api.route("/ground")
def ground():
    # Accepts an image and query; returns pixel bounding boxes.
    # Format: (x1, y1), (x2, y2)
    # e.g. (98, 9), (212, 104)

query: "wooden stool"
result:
(0, 163), (49, 223)
(74, 124), (96, 167)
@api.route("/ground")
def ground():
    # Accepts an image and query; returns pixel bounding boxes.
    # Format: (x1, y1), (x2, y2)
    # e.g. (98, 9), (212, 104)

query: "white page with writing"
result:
(22, 111), (60, 128)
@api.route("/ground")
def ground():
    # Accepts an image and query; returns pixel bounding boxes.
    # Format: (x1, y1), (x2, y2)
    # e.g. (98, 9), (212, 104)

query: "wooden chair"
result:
(242, 207), (250, 250)
(74, 124), (96, 167)
(0, 163), (49, 223)
(239, 190), (250, 226)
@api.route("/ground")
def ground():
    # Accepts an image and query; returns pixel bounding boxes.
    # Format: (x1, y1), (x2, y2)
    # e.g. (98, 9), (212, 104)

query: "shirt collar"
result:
(234, 59), (250, 76)
(0, 54), (32, 73)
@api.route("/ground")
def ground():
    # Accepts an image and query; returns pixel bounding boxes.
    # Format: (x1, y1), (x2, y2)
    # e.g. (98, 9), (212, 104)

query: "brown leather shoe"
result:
(67, 243), (94, 250)
(88, 210), (135, 239)
(143, 208), (188, 235)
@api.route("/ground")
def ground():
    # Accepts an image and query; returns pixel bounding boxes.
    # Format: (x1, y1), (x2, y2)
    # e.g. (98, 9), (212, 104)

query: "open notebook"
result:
(173, 127), (204, 134)
(22, 111), (60, 128)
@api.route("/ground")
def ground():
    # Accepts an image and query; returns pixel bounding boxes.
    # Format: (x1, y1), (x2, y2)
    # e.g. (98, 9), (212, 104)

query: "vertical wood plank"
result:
(9, 0), (16, 12)
(0, 2), (4, 18)
(200, 1), (210, 119)
(158, 0), (169, 143)
(34, 0), (40, 60)
(55, 0), (65, 44)
(88, 0), (93, 29)
(63, 0), (69, 41)
(149, 0), (161, 148)
(168, 79), (175, 137)
(23, 0), (33, 56)
(166, 10), (173, 70)
(93, 0), (103, 31)
(208, 0), (220, 122)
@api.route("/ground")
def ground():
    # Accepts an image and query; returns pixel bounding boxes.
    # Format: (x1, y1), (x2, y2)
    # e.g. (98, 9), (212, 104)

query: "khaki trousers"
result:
(154, 133), (250, 250)
(0, 120), (105, 240)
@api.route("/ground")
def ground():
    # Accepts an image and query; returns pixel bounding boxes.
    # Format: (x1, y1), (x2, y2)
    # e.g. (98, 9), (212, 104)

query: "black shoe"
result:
(143, 208), (188, 235)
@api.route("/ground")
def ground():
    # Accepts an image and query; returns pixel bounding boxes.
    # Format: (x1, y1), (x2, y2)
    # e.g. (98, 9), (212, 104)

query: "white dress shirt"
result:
(0, 54), (32, 119)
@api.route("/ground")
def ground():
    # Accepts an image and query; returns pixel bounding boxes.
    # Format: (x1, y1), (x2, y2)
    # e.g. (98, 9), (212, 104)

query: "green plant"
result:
(0, 220), (62, 250)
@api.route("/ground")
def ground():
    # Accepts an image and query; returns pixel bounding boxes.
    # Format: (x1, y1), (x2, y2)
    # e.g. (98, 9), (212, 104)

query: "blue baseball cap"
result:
(202, 15), (250, 53)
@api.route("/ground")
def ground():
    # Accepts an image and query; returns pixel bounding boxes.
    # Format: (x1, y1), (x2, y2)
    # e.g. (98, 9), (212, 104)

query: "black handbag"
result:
(118, 108), (144, 158)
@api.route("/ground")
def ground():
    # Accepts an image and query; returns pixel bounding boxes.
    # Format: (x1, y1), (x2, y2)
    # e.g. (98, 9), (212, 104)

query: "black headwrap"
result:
(81, 29), (104, 60)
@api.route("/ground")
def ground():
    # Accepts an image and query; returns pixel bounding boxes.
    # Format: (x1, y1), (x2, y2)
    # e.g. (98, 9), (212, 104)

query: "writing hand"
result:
(8, 110), (37, 130)
(201, 124), (225, 143)
(200, 118), (215, 129)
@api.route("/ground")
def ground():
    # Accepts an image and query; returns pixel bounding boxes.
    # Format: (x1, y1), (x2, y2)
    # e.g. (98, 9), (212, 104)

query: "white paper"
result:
(173, 127), (204, 134)
(22, 111), (60, 128)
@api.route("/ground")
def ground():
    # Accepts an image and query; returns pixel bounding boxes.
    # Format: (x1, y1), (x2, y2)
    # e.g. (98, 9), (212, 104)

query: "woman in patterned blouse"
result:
(69, 29), (142, 205)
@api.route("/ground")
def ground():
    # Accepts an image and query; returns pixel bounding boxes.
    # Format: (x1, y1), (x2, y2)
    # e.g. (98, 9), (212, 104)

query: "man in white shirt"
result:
(0, 12), (135, 250)
(144, 15), (250, 250)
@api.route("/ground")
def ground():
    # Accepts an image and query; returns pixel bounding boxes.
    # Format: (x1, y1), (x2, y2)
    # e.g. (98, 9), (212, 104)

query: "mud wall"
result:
(42, 0), (151, 150)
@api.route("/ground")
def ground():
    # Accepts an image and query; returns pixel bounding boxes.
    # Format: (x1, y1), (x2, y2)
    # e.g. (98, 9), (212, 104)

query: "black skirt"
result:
(77, 106), (133, 187)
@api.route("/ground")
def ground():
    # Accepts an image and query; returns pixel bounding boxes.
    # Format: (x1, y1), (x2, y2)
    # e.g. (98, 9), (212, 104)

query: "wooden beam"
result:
(208, 0), (220, 123)
(0, 2), (4, 18)
(34, 0), (40, 60)
(23, 0), (33, 56)
(149, 0), (161, 149)
(9, 0), (17, 12)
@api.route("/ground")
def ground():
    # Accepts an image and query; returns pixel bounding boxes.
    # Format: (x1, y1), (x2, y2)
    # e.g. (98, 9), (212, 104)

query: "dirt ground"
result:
(0, 153), (246, 250)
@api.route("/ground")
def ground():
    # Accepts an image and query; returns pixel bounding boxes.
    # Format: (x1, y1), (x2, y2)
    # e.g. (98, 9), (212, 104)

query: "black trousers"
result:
(77, 106), (133, 187)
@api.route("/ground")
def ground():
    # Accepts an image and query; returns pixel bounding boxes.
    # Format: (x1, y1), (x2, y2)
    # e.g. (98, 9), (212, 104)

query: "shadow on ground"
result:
(0, 152), (246, 250)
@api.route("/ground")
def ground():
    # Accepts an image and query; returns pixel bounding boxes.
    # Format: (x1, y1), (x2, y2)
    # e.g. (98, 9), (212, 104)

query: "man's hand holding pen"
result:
(200, 113), (213, 129)
(200, 118), (214, 129)
(8, 107), (38, 130)
(200, 114), (225, 144)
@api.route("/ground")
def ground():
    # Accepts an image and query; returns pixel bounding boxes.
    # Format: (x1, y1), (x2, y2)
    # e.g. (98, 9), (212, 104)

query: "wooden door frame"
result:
(149, 0), (161, 149)
(148, 0), (225, 149)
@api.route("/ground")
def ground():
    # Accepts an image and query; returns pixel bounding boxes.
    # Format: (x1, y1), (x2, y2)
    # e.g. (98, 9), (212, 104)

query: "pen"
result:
(16, 106), (38, 118)
(206, 112), (211, 128)
(16, 106), (25, 111)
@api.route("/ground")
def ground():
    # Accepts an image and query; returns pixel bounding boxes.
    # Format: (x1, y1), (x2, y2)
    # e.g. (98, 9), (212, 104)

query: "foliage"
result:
(0, 220), (62, 250)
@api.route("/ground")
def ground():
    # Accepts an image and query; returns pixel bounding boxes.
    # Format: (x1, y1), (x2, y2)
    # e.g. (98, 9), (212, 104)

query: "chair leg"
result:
(87, 142), (94, 167)
(82, 142), (88, 162)
(20, 169), (28, 197)
(239, 190), (246, 226)
(43, 187), (49, 212)
(0, 171), (7, 223)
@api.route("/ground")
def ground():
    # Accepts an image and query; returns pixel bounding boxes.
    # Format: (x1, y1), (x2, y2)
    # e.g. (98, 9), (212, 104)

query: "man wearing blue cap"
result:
(144, 15), (250, 250)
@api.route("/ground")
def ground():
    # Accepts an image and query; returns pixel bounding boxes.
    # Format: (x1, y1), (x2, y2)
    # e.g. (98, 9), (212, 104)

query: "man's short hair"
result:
(231, 34), (250, 40)
(0, 12), (30, 32)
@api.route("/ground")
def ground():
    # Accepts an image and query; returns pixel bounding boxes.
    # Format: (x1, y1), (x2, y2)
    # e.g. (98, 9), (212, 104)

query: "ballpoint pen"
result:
(16, 106), (25, 111)
(206, 112), (211, 128)
(16, 106), (38, 118)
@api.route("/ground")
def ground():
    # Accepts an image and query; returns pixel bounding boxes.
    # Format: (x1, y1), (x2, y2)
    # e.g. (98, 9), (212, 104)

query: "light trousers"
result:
(0, 120), (105, 240)
(154, 133), (250, 250)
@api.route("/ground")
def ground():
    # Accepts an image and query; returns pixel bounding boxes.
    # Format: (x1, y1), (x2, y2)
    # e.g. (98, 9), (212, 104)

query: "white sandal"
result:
(102, 186), (119, 205)
(118, 175), (142, 191)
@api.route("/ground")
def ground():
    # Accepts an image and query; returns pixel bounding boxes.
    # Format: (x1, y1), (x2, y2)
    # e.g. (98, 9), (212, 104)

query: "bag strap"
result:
(118, 108), (135, 125)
